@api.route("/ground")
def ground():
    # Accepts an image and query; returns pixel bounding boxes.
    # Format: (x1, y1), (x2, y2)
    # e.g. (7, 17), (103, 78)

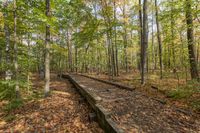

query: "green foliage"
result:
(191, 100), (200, 111)
(3, 98), (23, 113)
(0, 80), (16, 101)
(0, 80), (30, 101)
(2, 98), (23, 122)
(4, 114), (16, 122)
(167, 80), (200, 99)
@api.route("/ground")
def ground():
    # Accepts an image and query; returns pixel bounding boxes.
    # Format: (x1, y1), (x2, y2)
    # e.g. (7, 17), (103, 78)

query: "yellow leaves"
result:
(123, 17), (129, 24)
(0, 12), (4, 28)
(51, 44), (68, 56)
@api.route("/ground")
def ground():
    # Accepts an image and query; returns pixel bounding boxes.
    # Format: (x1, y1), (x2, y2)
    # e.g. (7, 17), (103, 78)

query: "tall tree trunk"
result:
(170, 0), (176, 73)
(27, 33), (31, 93)
(0, 46), (2, 75)
(14, 0), (20, 98)
(141, 0), (148, 84)
(100, 0), (116, 78)
(151, 3), (155, 72)
(113, 0), (119, 76)
(3, 1), (12, 80)
(155, 0), (163, 79)
(110, 33), (116, 77)
(75, 46), (78, 73)
(67, 29), (73, 73)
(138, 0), (143, 73)
(44, 0), (51, 97)
(106, 33), (112, 77)
(197, 42), (199, 65)
(93, 3), (101, 75)
(185, 0), (199, 81)
(123, 0), (128, 73)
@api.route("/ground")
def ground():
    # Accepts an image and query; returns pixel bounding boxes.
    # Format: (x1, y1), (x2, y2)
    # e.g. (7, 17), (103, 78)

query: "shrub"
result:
(167, 80), (200, 99)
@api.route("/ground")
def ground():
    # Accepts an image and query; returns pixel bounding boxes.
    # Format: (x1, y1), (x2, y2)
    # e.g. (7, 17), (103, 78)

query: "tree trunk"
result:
(151, 4), (155, 72)
(75, 46), (78, 73)
(155, 0), (163, 79)
(123, 1), (128, 73)
(113, 0), (119, 76)
(185, 0), (199, 81)
(0, 47), (2, 75)
(170, 0), (176, 73)
(197, 42), (199, 65)
(3, 1), (12, 80)
(138, 0), (143, 73)
(44, 0), (51, 97)
(141, 0), (148, 84)
(27, 33), (31, 93)
(67, 29), (73, 73)
(14, 0), (20, 98)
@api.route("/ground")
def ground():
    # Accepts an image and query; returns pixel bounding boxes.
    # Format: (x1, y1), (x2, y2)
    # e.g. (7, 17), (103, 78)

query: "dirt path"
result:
(69, 74), (200, 133)
(0, 75), (104, 133)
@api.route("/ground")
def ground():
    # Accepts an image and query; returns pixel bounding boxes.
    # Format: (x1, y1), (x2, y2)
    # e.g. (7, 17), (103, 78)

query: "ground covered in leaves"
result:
(70, 74), (200, 133)
(87, 71), (200, 112)
(0, 74), (103, 133)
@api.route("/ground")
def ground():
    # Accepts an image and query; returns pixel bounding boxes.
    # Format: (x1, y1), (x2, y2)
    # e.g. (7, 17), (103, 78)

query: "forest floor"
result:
(87, 70), (200, 113)
(0, 74), (103, 133)
(67, 74), (200, 132)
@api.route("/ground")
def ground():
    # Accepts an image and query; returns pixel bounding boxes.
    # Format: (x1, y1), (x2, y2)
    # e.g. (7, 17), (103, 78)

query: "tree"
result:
(44, 0), (51, 97)
(141, 0), (148, 84)
(185, 0), (199, 81)
(13, 0), (20, 98)
(67, 29), (73, 73)
(155, 0), (163, 79)
(3, 0), (12, 80)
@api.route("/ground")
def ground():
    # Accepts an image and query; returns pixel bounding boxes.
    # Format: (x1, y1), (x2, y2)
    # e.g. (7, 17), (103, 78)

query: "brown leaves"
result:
(0, 75), (104, 133)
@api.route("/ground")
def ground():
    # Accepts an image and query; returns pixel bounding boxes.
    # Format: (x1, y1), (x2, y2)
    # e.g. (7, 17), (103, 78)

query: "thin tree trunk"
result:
(138, 0), (143, 73)
(141, 0), (148, 84)
(75, 46), (78, 73)
(185, 0), (199, 81)
(67, 29), (73, 73)
(197, 42), (199, 65)
(27, 33), (31, 93)
(123, 0), (128, 73)
(0, 47), (2, 75)
(170, 0), (176, 74)
(155, 0), (163, 79)
(93, 3), (101, 75)
(13, 0), (20, 98)
(44, 0), (51, 97)
(151, 4), (155, 72)
(113, 0), (119, 76)
(3, 1), (12, 80)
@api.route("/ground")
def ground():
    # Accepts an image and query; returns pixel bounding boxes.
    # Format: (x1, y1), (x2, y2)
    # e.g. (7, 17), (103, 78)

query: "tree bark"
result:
(170, 0), (176, 73)
(185, 0), (199, 81)
(197, 42), (199, 65)
(138, 0), (143, 73)
(151, 3), (155, 72)
(67, 29), (73, 73)
(13, 0), (20, 98)
(3, 1), (12, 80)
(75, 46), (78, 73)
(155, 0), (163, 79)
(113, 0), (119, 76)
(141, 0), (148, 84)
(123, 0), (128, 73)
(44, 0), (51, 97)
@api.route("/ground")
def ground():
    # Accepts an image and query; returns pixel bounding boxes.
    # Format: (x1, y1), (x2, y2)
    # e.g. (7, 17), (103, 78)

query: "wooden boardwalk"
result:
(63, 74), (200, 133)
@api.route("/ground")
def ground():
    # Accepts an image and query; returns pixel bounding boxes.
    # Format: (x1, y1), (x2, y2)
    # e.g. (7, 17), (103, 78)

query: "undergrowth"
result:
(0, 79), (43, 122)
(167, 80), (200, 110)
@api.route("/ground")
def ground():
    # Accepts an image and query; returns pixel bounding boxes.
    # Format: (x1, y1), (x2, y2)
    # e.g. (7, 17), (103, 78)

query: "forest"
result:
(0, 0), (200, 132)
